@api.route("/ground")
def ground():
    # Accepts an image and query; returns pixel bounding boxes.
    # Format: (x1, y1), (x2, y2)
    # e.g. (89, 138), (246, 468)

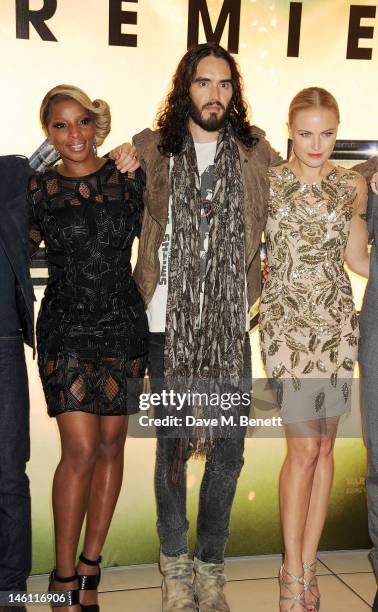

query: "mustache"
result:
(202, 101), (225, 111)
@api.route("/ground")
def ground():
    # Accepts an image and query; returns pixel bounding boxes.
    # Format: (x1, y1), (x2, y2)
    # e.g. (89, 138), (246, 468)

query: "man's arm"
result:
(250, 125), (284, 167)
(0, 155), (34, 199)
(110, 128), (158, 173)
(352, 156), (378, 194)
(109, 142), (140, 173)
(28, 139), (60, 172)
(267, 141), (284, 167)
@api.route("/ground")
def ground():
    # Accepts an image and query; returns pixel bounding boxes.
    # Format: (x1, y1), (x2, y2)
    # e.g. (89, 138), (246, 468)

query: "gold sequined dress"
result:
(260, 165), (363, 422)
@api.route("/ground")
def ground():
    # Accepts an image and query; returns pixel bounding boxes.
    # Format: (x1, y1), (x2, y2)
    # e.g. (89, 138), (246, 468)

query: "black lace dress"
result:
(28, 159), (148, 417)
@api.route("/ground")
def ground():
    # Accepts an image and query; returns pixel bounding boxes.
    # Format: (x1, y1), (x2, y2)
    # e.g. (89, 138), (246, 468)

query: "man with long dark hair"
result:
(115, 42), (280, 612)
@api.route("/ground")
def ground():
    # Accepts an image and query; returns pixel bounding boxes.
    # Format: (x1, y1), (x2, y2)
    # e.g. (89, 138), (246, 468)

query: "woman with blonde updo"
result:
(260, 87), (369, 611)
(28, 85), (148, 612)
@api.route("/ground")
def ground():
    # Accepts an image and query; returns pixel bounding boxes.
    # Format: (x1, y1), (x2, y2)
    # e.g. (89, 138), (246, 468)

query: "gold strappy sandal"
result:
(279, 565), (307, 611)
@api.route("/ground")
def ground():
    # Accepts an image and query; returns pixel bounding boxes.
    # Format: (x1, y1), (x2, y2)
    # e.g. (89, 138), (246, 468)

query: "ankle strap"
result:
(280, 565), (304, 585)
(79, 553), (102, 566)
(302, 559), (317, 571)
(53, 571), (78, 583)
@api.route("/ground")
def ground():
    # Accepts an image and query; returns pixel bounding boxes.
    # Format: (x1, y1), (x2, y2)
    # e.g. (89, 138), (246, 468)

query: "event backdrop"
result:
(0, 0), (377, 573)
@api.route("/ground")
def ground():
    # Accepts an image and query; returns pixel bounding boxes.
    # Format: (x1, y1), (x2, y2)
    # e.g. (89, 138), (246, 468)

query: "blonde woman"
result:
(260, 88), (369, 611)
(28, 85), (148, 612)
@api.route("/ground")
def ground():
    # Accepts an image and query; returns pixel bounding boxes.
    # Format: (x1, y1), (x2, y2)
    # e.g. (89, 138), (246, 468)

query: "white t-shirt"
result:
(147, 140), (248, 332)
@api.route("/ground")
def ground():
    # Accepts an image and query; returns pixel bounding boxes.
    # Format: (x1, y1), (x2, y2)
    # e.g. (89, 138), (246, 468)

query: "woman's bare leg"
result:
(301, 417), (339, 609)
(52, 412), (100, 612)
(279, 421), (321, 610)
(77, 415), (128, 606)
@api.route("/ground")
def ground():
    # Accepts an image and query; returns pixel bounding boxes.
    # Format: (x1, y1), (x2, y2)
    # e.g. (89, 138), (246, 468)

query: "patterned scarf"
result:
(164, 124), (246, 474)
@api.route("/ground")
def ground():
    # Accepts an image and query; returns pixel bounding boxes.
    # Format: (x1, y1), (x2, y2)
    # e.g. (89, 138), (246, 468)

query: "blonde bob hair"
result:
(40, 84), (111, 146)
(288, 87), (340, 126)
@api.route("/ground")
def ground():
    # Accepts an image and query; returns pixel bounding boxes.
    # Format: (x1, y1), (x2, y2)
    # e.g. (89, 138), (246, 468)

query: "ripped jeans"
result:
(149, 332), (251, 564)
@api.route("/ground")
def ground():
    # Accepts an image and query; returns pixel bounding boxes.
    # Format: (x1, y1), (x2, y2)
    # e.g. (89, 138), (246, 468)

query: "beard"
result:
(189, 99), (232, 132)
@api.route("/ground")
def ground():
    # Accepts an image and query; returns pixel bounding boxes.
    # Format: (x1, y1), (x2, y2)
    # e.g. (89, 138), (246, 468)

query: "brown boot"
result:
(193, 557), (230, 611)
(159, 552), (197, 611)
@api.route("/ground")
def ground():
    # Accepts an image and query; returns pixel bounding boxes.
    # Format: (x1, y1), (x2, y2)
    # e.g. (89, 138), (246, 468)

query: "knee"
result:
(98, 430), (126, 461)
(0, 458), (29, 496)
(287, 439), (321, 471)
(207, 439), (245, 474)
(61, 443), (98, 476)
(365, 432), (378, 466)
(318, 436), (335, 460)
(0, 438), (30, 485)
(367, 456), (378, 484)
(156, 436), (181, 465)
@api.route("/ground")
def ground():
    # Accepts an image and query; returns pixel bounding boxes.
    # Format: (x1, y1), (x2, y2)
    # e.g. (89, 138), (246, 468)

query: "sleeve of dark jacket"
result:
(0, 155), (33, 200)
(0, 155), (35, 348)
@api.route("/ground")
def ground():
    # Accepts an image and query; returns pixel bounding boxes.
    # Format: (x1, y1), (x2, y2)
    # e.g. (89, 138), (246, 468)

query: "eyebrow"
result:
(193, 77), (232, 84)
(52, 113), (91, 121)
(296, 127), (336, 132)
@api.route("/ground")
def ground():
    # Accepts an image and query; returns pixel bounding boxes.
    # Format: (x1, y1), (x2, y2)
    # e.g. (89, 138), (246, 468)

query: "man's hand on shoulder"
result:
(109, 143), (140, 173)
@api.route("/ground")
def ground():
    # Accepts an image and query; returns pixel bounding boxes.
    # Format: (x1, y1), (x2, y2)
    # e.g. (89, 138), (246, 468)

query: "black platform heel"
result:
(77, 553), (102, 612)
(48, 570), (80, 609)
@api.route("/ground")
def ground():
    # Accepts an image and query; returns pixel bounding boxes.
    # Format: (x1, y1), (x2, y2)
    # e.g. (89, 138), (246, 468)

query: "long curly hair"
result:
(156, 43), (256, 156)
